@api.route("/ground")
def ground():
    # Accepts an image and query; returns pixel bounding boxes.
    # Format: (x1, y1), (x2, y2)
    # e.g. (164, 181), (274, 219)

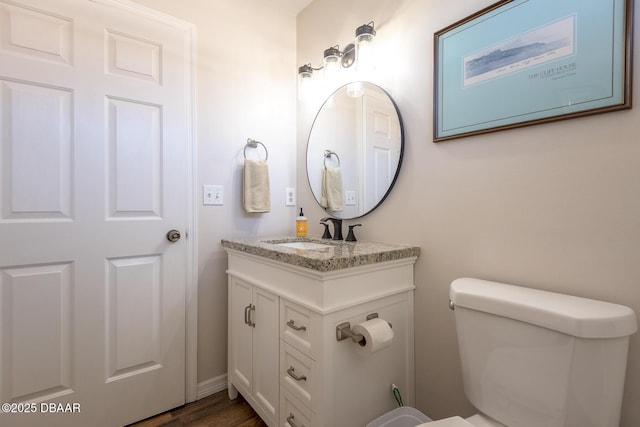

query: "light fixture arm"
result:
(341, 43), (356, 68)
(298, 63), (323, 74)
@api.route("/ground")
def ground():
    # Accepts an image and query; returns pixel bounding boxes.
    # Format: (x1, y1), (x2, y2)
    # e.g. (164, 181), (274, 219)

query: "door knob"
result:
(166, 230), (181, 242)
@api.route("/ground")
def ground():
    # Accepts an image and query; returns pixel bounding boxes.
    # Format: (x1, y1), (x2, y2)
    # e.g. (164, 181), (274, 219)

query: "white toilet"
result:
(418, 278), (637, 427)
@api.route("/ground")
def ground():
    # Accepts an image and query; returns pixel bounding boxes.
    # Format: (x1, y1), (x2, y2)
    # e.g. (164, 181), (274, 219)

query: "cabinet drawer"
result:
(280, 387), (312, 427)
(281, 299), (314, 356)
(280, 343), (312, 407)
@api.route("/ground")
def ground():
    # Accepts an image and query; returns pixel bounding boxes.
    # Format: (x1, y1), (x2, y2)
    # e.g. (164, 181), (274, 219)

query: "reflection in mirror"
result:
(306, 82), (403, 219)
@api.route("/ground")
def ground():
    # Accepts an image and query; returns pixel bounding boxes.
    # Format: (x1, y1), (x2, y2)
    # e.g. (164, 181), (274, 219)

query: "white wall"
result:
(130, 0), (299, 383)
(298, 1), (640, 426)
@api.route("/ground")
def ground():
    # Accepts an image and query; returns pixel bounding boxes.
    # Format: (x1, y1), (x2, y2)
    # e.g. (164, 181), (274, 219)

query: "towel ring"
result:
(244, 138), (268, 161)
(323, 150), (340, 168)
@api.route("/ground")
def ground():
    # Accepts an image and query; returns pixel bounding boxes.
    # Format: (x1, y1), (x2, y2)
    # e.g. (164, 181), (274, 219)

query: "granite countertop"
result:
(221, 236), (420, 272)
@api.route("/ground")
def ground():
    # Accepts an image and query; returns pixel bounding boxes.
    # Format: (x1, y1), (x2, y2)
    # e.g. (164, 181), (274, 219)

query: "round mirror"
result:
(306, 82), (404, 219)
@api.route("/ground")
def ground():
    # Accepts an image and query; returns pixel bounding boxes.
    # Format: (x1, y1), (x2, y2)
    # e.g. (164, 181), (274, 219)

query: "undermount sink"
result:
(274, 241), (333, 250)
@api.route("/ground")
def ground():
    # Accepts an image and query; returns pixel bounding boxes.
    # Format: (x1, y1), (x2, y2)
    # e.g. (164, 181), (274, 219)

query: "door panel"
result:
(107, 97), (162, 218)
(1, 80), (73, 220)
(0, 0), (191, 425)
(229, 278), (253, 392)
(253, 287), (279, 423)
(0, 263), (73, 401)
(0, 1), (73, 65)
(106, 30), (161, 83)
(106, 255), (162, 381)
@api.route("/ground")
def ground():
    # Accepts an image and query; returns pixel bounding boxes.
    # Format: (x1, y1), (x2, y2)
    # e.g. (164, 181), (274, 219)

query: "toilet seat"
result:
(417, 416), (474, 426)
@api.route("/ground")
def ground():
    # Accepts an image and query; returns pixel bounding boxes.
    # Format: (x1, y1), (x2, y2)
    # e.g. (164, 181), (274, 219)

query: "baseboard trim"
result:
(196, 374), (228, 400)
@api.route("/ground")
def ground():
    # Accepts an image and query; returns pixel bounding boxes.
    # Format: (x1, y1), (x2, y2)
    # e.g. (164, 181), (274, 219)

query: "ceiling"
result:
(276, 0), (313, 14)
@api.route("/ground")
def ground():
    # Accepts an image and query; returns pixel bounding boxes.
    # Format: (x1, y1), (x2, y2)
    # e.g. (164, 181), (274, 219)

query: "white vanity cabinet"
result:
(223, 238), (420, 427)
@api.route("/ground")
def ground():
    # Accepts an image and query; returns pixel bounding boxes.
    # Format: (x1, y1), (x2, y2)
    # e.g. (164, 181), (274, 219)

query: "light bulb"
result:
(355, 23), (376, 76)
(297, 64), (313, 101)
(323, 46), (341, 89)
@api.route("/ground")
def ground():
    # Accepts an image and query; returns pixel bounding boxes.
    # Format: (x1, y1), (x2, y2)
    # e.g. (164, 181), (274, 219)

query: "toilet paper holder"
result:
(336, 313), (392, 345)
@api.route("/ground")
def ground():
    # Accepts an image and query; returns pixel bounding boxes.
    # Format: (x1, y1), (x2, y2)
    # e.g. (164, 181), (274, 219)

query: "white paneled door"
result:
(362, 89), (401, 213)
(0, 0), (193, 426)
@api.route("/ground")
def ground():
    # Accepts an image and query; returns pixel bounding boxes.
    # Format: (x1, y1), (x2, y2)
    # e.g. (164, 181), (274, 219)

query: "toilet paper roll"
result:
(352, 317), (394, 354)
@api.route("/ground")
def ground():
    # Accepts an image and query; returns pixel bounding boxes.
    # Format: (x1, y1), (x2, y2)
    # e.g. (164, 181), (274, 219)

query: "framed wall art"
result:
(433, 0), (633, 142)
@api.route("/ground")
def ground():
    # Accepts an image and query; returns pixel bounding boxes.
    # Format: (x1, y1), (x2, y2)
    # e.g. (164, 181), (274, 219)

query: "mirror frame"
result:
(305, 82), (404, 220)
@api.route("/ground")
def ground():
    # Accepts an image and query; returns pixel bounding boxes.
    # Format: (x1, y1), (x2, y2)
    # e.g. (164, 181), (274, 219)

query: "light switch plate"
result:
(203, 185), (224, 205)
(345, 190), (356, 206)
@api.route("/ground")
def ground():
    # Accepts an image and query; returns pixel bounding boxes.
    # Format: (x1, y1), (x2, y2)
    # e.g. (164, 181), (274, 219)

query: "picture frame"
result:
(433, 0), (633, 142)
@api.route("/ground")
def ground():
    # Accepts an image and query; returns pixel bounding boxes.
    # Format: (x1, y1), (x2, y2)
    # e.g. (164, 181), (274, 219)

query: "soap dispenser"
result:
(296, 208), (307, 237)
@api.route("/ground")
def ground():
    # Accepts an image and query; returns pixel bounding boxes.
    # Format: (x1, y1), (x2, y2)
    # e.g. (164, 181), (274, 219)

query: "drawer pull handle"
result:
(287, 413), (305, 427)
(287, 319), (307, 331)
(287, 366), (307, 382)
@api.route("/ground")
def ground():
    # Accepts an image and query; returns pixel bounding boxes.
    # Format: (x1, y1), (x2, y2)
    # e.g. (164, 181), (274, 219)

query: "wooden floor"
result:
(128, 390), (267, 427)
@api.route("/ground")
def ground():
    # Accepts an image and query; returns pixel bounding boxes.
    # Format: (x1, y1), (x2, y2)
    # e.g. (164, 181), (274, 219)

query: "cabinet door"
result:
(229, 277), (254, 393)
(253, 287), (280, 424)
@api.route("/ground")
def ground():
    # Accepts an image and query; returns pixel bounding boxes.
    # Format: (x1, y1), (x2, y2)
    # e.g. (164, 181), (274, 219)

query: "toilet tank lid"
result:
(450, 278), (638, 338)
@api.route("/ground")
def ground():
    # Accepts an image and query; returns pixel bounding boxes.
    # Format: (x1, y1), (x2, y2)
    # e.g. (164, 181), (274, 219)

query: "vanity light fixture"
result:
(323, 45), (341, 87)
(297, 63), (315, 101)
(297, 21), (376, 100)
(355, 22), (376, 75)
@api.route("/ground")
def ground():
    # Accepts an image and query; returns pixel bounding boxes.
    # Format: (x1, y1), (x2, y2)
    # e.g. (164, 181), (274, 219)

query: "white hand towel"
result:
(243, 159), (271, 213)
(321, 166), (343, 212)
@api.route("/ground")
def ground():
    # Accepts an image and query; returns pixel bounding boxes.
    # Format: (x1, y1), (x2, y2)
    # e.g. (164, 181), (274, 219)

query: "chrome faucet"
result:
(320, 217), (343, 240)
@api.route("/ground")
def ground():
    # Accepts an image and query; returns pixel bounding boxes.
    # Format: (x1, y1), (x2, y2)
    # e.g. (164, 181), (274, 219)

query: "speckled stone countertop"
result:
(221, 236), (420, 272)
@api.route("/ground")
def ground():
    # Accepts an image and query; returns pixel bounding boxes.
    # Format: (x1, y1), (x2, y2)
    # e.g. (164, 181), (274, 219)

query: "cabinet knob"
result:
(286, 366), (307, 382)
(286, 319), (306, 331)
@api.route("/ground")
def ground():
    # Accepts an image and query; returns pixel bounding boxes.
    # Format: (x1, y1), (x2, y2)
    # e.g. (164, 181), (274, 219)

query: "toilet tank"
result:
(450, 278), (637, 427)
